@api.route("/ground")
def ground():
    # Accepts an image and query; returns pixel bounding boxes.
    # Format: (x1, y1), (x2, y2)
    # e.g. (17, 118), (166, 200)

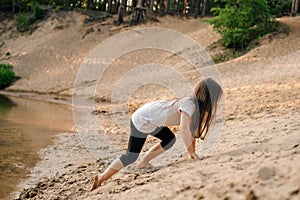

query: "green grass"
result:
(0, 64), (15, 89)
(16, 13), (30, 32)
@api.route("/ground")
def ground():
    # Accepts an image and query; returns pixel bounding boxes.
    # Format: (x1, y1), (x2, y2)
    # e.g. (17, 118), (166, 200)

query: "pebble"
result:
(246, 190), (258, 200)
(258, 166), (275, 180)
(218, 155), (232, 163)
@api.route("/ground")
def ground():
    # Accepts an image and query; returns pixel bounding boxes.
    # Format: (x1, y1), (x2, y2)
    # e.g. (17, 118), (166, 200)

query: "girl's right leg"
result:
(91, 122), (147, 191)
(91, 158), (123, 191)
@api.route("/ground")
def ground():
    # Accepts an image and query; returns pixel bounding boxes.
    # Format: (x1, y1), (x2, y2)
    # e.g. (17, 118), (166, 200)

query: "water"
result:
(0, 95), (74, 200)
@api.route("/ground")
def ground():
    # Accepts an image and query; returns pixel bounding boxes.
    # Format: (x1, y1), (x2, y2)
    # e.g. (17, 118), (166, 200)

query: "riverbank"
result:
(0, 11), (299, 200)
(0, 91), (72, 107)
(0, 95), (74, 200)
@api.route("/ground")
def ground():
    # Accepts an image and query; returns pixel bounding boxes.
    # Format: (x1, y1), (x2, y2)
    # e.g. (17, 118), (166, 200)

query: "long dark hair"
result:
(191, 78), (223, 140)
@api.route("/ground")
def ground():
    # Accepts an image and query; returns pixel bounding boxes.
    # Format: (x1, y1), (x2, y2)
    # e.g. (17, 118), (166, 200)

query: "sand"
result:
(0, 11), (299, 200)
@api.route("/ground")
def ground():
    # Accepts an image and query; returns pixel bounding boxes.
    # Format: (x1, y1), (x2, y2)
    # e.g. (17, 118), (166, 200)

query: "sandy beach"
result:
(0, 11), (299, 200)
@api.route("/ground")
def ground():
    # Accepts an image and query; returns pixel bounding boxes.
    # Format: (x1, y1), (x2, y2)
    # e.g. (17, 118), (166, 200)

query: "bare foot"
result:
(91, 174), (103, 191)
(136, 160), (151, 169)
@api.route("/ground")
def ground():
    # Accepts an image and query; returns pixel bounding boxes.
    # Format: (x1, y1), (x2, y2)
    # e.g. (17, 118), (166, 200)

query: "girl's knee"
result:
(119, 152), (139, 167)
(161, 135), (176, 151)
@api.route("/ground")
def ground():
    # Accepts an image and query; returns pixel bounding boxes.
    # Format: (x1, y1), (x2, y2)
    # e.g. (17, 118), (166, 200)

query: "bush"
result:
(0, 64), (15, 89)
(15, 3), (46, 32)
(208, 0), (276, 49)
(267, 0), (292, 17)
(33, 3), (45, 20)
(16, 13), (30, 32)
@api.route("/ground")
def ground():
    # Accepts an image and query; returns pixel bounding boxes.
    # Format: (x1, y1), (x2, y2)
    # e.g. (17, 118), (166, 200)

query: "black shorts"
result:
(119, 120), (176, 167)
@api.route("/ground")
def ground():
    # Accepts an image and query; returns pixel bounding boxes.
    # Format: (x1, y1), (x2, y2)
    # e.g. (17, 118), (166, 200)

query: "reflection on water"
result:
(0, 95), (15, 115)
(0, 95), (74, 200)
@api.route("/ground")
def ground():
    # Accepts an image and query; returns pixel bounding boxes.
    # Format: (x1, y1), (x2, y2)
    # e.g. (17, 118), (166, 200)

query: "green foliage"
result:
(22, 0), (48, 7)
(33, 3), (45, 20)
(208, 0), (276, 49)
(267, 0), (292, 16)
(16, 13), (30, 32)
(0, 0), (12, 7)
(0, 64), (15, 90)
(212, 49), (246, 63)
(15, 3), (46, 32)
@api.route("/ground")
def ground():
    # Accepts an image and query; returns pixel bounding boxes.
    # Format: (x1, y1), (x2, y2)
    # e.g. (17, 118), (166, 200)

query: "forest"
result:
(0, 0), (299, 87)
(0, 0), (299, 17)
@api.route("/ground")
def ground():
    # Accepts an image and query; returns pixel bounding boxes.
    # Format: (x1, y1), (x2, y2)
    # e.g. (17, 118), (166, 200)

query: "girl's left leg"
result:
(136, 143), (165, 168)
(137, 127), (176, 168)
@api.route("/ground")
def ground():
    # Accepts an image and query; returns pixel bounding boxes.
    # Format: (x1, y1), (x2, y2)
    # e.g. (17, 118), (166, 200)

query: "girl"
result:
(91, 77), (223, 191)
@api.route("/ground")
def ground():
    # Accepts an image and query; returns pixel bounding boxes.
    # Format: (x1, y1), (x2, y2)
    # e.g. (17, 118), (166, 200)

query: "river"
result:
(0, 95), (74, 200)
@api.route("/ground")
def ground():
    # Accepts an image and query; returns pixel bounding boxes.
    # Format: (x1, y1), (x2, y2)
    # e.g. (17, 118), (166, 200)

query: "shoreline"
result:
(13, 107), (300, 200)
(13, 132), (95, 200)
(0, 90), (72, 107)
(0, 93), (76, 200)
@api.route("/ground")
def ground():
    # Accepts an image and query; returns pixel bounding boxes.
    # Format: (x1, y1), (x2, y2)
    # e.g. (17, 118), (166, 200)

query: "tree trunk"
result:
(160, 0), (165, 13)
(137, 0), (144, 7)
(132, 0), (137, 8)
(165, 0), (170, 13)
(124, 0), (128, 11)
(292, 0), (295, 15)
(201, 0), (206, 16)
(12, 0), (16, 13)
(115, 0), (120, 13)
(87, 0), (93, 9)
(117, 5), (124, 25)
(177, 0), (183, 14)
(12, 0), (20, 13)
(116, 0), (127, 24)
(103, 0), (107, 11)
(292, 0), (299, 15)
(149, 0), (154, 12)
(108, 0), (113, 13)
(131, 0), (147, 24)
(296, 0), (300, 14)
(189, 0), (195, 15)
(195, 0), (201, 15)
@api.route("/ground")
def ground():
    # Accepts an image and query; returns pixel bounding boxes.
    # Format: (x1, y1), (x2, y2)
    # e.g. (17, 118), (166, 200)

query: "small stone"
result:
(290, 188), (299, 195)
(218, 155), (232, 163)
(246, 190), (258, 200)
(49, 194), (59, 200)
(258, 166), (275, 180)
(28, 189), (38, 198)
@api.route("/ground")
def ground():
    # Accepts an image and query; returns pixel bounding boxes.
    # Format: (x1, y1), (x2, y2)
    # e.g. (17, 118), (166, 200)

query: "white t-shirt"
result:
(132, 97), (195, 133)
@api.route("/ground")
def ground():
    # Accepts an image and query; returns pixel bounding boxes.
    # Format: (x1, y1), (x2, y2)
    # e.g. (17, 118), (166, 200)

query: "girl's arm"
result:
(180, 111), (199, 160)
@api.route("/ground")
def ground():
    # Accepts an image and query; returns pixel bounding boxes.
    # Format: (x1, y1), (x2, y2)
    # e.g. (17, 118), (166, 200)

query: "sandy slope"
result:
(0, 12), (299, 200)
(0, 12), (219, 99)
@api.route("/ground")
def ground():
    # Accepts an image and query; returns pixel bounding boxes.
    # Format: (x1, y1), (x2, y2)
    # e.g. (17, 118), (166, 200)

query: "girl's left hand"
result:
(189, 152), (200, 160)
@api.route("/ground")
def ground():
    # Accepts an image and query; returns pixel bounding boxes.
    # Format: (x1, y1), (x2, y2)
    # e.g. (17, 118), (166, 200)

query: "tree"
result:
(292, 0), (299, 15)
(208, 0), (276, 49)
(131, 0), (147, 24)
(202, 0), (207, 15)
(12, 0), (21, 13)
(87, 0), (93, 9)
(116, 0), (126, 25)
